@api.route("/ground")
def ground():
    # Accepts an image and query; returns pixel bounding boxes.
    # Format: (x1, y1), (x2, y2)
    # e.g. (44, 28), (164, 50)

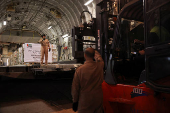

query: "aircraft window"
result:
(148, 55), (170, 87)
(146, 3), (170, 45)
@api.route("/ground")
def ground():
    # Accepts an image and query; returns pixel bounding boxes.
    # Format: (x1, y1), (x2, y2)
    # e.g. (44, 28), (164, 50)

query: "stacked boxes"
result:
(10, 54), (14, 66)
(18, 47), (24, 64)
(51, 44), (58, 62)
(10, 44), (24, 66)
(11, 51), (18, 65)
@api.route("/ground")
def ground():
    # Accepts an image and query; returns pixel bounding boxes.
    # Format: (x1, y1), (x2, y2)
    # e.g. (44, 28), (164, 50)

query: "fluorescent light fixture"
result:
(84, 0), (93, 6)
(3, 21), (6, 25)
(48, 26), (52, 29)
(62, 34), (68, 38)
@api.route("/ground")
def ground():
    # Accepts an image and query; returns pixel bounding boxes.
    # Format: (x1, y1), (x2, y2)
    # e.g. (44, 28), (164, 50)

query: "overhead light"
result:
(3, 21), (7, 25)
(84, 0), (93, 6)
(48, 26), (52, 29)
(62, 34), (68, 38)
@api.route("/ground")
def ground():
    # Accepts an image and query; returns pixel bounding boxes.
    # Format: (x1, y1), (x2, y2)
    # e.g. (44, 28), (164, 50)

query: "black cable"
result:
(80, 11), (93, 24)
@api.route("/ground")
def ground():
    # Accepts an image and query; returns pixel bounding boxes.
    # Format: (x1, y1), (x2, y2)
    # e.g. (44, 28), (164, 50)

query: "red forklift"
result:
(99, 0), (170, 113)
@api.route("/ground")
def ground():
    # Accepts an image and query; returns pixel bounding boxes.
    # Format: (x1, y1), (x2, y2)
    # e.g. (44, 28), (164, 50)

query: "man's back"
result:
(72, 50), (104, 113)
(77, 60), (103, 93)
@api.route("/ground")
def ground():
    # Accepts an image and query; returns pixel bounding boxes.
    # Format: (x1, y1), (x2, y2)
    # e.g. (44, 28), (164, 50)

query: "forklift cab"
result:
(105, 0), (170, 87)
(102, 0), (170, 113)
(105, 11), (145, 86)
(113, 20), (145, 85)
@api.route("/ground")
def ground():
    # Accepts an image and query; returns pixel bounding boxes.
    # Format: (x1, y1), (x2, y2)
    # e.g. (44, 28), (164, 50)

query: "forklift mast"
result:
(72, 13), (97, 63)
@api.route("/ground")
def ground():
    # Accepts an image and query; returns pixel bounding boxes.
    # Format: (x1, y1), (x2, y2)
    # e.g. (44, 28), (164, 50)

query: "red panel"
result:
(102, 81), (170, 113)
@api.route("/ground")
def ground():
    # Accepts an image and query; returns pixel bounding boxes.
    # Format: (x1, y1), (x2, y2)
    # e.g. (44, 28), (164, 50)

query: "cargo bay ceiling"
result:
(0, 0), (97, 43)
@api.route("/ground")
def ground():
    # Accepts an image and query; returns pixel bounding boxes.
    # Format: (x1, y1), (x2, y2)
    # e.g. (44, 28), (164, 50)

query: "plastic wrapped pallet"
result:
(18, 47), (24, 64)
(51, 44), (58, 62)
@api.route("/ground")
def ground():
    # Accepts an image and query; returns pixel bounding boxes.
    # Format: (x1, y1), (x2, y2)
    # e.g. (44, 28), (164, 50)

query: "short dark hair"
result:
(41, 34), (46, 37)
(85, 50), (95, 58)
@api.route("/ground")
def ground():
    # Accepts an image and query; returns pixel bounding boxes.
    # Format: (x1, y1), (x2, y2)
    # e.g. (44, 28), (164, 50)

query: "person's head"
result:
(84, 48), (95, 60)
(41, 34), (46, 39)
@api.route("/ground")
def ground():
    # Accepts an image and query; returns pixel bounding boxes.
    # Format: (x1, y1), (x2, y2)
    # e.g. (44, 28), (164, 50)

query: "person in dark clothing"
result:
(133, 39), (146, 84)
